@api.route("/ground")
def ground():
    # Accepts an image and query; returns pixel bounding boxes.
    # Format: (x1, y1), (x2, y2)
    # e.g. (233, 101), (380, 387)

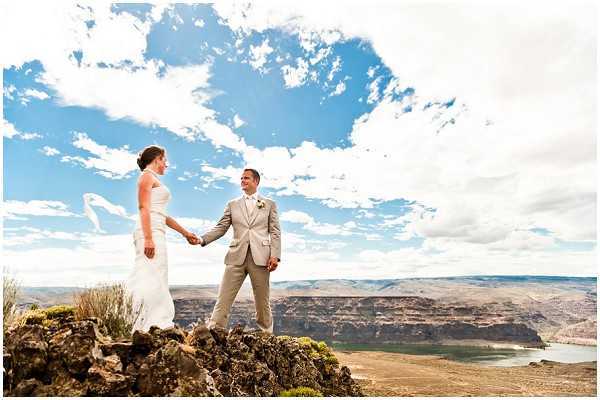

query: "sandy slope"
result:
(333, 350), (597, 397)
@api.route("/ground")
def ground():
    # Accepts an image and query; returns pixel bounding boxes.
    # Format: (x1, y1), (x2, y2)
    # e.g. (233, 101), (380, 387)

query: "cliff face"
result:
(3, 315), (363, 397)
(20, 276), (596, 346)
(175, 296), (545, 347)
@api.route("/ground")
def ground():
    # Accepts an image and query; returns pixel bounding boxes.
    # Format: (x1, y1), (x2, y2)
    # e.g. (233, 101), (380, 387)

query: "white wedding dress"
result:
(126, 170), (175, 332)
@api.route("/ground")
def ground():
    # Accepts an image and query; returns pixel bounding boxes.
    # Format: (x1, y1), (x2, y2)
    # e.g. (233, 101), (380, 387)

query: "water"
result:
(331, 342), (597, 367)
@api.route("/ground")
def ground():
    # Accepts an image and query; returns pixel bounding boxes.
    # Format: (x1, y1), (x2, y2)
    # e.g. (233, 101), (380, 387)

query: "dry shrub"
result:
(73, 282), (141, 339)
(3, 273), (20, 331)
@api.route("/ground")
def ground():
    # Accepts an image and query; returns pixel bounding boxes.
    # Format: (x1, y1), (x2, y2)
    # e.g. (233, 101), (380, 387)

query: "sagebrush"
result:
(3, 273), (20, 331)
(73, 283), (140, 339)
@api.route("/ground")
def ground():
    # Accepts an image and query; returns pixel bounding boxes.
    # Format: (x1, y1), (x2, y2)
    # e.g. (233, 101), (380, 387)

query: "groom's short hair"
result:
(244, 168), (260, 184)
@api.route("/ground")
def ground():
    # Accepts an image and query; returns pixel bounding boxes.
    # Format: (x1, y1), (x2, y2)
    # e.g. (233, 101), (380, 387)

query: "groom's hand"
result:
(184, 232), (200, 245)
(267, 257), (279, 272)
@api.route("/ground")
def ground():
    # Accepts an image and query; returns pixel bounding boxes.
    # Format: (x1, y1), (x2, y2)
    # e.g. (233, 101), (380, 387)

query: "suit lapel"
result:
(238, 197), (250, 225)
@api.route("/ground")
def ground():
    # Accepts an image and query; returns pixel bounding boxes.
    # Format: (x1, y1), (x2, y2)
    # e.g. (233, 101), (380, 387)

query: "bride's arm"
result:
(166, 216), (196, 242)
(138, 174), (155, 258)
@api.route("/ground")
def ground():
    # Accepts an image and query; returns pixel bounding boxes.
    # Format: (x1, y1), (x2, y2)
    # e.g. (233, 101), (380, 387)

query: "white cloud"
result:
(4, 227), (83, 247)
(281, 210), (356, 236)
(194, 18), (205, 28)
(367, 65), (378, 78)
(40, 146), (60, 156)
(2, 119), (42, 140)
(83, 193), (134, 232)
(327, 56), (341, 81)
(365, 233), (382, 241)
(309, 46), (330, 65)
(204, 81), (594, 250)
(3, 200), (78, 219)
(23, 88), (49, 100)
(233, 114), (245, 128)
(249, 38), (273, 72)
(60, 131), (138, 179)
(2, 3), (247, 152)
(357, 209), (376, 219)
(171, 217), (217, 233)
(204, 0), (597, 248)
(4, 84), (16, 99)
(281, 58), (309, 88)
(329, 81), (346, 97)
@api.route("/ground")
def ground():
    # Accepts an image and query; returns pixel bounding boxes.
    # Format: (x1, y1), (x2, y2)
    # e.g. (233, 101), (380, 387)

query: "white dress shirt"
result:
(244, 192), (259, 215)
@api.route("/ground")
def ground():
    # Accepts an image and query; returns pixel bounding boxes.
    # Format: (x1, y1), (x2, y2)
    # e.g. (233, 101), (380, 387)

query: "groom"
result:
(197, 168), (281, 333)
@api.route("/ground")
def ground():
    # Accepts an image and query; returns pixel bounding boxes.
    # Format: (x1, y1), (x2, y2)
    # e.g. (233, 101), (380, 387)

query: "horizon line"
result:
(18, 274), (598, 288)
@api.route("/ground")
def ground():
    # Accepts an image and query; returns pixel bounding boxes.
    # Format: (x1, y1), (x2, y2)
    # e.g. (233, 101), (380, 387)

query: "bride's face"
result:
(155, 154), (168, 175)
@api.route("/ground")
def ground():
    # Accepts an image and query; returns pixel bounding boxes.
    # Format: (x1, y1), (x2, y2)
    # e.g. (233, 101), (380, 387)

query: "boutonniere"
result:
(256, 199), (266, 209)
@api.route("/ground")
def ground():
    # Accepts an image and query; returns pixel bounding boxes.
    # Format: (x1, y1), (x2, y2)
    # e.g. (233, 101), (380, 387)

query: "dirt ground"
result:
(333, 350), (597, 397)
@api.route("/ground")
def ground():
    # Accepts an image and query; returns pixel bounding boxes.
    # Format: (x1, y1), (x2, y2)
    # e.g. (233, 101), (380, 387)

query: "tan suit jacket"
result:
(201, 194), (281, 266)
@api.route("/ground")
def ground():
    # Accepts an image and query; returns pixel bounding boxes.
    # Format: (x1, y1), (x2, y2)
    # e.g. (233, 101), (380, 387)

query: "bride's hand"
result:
(144, 238), (156, 259)
(184, 231), (199, 245)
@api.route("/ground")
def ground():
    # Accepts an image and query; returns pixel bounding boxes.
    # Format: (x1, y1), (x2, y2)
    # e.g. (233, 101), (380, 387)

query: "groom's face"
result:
(241, 171), (258, 194)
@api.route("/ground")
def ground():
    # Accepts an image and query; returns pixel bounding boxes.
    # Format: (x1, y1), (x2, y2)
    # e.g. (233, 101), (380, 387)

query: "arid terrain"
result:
(333, 350), (597, 397)
(19, 276), (596, 345)
(14, 276), (597, 397)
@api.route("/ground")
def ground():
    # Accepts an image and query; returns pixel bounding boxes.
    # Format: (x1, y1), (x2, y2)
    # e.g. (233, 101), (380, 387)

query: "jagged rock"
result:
(87, 363), (133, 396)
(32, 371), (87, 396)
(4, 325), (48, 381)
(47, 319), (107, 376)
(131, 330), (153, 353)
(136, 339), (219, 396)
(13, 378), (43, 396)
(3, 318), (363, 397)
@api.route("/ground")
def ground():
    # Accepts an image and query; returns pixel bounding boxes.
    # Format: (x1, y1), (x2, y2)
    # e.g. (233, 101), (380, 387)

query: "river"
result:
(331, 342), (597, 367)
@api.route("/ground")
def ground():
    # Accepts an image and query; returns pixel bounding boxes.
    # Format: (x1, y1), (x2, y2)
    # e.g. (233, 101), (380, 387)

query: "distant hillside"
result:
(18, 276), (596, 345)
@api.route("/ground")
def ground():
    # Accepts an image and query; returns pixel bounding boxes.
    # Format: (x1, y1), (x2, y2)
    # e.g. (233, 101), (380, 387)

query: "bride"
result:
(126, 145), (199, 332)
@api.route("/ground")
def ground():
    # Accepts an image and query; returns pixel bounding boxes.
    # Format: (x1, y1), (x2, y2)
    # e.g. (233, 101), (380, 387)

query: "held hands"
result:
(267, 257), (279, 272)
(183, 231), (201, 245)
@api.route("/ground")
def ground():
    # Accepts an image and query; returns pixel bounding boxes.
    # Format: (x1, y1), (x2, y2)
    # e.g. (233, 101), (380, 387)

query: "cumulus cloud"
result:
(281, 58), (309, 88)
(233, 114), (245, 129)
(60, 132), (138, 179)
(3, 119), (42, 140)
(40, 146), (60, 156)
(248, 38), (273, 72)
(281, 210), (356, 236)
(329, 81), (346, 97)
(3, 227), (82, 247)
(201, 1), (595, 250)
(2, 3), (247, 151)
(3, 200), (78, 219)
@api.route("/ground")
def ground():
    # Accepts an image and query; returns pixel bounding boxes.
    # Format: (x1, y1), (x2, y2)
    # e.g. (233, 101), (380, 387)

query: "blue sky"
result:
(2, 2), (596, 286)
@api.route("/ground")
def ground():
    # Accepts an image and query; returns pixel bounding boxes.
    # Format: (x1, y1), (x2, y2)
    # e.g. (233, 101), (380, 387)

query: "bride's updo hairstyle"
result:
(137, 145), (165, 171)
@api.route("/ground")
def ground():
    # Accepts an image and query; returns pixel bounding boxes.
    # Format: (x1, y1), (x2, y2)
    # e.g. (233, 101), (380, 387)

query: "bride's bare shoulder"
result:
(138, 171), (156, 187)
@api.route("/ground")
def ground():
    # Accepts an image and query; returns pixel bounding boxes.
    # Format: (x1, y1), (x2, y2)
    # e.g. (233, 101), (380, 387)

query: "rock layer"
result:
(175, 296), (545, 347)
(3, 315), (363, 397)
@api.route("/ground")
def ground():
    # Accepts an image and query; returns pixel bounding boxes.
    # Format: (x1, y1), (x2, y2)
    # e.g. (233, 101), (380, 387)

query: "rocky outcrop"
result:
(3, 314), (363, 397)
(175, 296), (545, 348)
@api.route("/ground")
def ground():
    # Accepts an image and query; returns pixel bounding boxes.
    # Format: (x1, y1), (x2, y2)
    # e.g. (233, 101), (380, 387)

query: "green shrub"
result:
(17, 309), (47, 326)
(29, 303), (39, 310)
(14, 305), (76, 327)
(279, 387), (323, 397)
(295, 336), (339, 365)
(45, 304), (76, 319)
(74, 283), (140, 339)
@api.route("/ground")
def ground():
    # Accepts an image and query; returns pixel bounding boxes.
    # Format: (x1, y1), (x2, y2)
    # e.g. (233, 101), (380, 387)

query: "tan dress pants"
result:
(207, 247), (273, 333)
